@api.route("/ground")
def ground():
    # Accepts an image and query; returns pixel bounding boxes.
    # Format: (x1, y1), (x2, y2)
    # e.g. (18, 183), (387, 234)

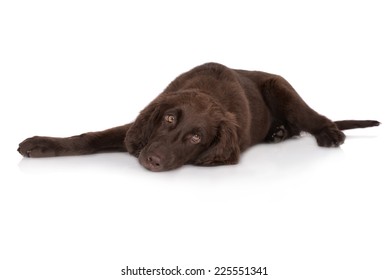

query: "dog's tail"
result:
(334, 120), (380, 130)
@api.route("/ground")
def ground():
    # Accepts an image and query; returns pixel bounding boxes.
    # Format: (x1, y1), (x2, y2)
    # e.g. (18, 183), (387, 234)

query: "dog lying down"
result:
(18, 63), (380, 171)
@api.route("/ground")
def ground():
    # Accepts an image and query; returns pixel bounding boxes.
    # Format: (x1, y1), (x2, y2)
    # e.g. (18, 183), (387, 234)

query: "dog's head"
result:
(125, 90), (240, 171)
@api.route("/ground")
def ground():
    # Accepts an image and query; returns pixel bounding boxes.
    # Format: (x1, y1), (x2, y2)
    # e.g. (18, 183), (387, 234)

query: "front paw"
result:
(18, 136), (61, 157)
(314, 126), (345, 147)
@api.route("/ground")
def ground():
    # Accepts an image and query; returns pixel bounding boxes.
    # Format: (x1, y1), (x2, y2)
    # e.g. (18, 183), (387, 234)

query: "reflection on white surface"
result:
(16, 133), (378, 183)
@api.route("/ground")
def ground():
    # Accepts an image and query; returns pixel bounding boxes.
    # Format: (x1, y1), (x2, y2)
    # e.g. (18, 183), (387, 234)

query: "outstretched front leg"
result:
(18, 123), (132, 157)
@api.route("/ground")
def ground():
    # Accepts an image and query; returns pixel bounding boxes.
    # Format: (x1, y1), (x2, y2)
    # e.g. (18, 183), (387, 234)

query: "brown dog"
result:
(18, 63), (379, 171)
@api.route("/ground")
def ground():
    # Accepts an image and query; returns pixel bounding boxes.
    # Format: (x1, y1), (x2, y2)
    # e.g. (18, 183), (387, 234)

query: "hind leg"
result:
(263, 76), (345, 147)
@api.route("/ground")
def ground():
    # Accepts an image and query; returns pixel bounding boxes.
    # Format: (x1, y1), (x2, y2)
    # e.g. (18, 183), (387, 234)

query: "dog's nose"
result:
(147, 154), (162, 170)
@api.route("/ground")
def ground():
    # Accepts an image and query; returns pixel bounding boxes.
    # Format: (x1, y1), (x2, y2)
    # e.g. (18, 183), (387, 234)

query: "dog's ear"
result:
(124, 101), (161, 157)
(194, 113), (240, 166)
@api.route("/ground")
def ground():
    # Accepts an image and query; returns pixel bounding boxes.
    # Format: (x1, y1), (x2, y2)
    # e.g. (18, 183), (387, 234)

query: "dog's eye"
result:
(164, 115), (175, 123)
(190, 134), (201, 144)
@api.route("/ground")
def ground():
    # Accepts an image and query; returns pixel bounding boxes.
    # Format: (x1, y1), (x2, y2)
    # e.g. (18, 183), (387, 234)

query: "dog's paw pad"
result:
(271, 125), (288, 143)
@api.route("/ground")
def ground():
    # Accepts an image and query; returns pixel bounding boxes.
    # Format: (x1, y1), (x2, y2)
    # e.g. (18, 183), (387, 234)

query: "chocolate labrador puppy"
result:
(18, 63), (379, 171)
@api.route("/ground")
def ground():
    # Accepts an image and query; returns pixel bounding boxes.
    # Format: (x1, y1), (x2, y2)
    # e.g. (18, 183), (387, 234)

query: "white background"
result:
(0, 1), (388, 279)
